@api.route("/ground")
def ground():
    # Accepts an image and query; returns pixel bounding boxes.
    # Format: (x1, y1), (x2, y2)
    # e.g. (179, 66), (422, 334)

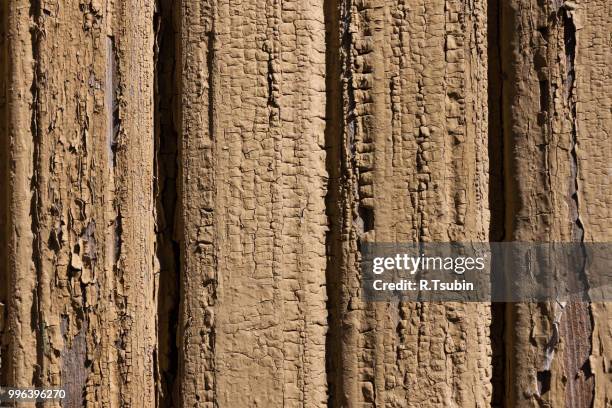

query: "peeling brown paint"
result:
(0, 0), (609, 407)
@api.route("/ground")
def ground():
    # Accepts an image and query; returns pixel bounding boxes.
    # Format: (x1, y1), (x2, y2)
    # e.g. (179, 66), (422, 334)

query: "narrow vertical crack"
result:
(204, 7), (218, 405)
(487, 0), (506, 405)
(563, 5), (584, 244)
(323, 0), (344, 404)
(106, 36), (119, 171)
(154, 0), (180, 406)
(29, 0), (44, 388)
(487, 0), (505, 242)
(207, 28), (215, 147)
(106, 36), (121, 269)
(561, 6), (594, 407)
(105, 28), (130, 399)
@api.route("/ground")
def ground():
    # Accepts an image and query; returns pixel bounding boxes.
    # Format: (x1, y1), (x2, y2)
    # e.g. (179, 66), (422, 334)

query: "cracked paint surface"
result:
(0, 0), (609, 407)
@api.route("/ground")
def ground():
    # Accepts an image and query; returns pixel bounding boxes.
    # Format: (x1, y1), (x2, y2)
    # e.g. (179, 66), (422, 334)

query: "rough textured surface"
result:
(0, 0), (609, 407)
(330, 0), (492, 406)
(1, 0), (157, 406)
(177, 0), (328, 406)
(574, 1), (612, 406)
(499, 0), (610, 406)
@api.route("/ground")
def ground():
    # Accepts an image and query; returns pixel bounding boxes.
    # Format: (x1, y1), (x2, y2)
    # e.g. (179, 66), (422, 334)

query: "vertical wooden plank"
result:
(500, 0), (610, 405)
(1, 1), (157, 406)
(178, 0), (329, 406)
(336, 0), (492, 406)
(2, 0), (38, 389)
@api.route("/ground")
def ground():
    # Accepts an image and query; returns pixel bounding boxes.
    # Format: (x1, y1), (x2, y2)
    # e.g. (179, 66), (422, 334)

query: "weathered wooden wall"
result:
(0, 0), (609, 407)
